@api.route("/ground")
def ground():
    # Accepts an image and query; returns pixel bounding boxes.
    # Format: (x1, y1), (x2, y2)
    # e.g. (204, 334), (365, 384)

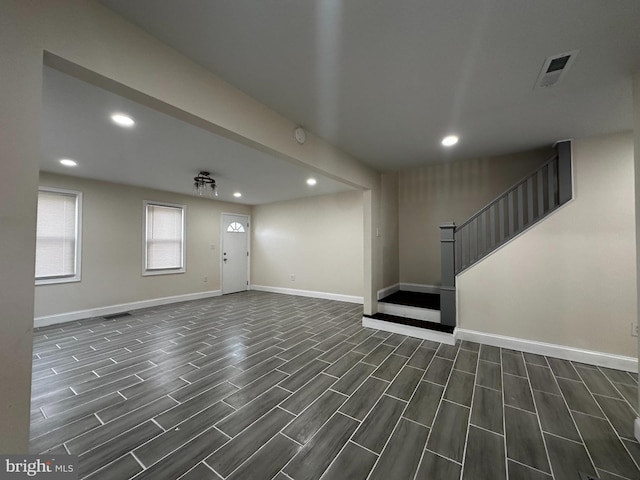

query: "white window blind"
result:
(35, 189), (80, 280)
(145, 203), (184, 271)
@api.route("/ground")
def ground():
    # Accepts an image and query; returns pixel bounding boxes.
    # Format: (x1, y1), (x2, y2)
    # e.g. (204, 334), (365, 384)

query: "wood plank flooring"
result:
(30, 291), (640, 480)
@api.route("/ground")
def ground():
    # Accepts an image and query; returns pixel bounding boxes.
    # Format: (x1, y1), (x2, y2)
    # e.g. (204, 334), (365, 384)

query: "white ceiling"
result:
(96, 0), (640, 172)
(41, 66), (354, 205)
(44, 1), (640, 201)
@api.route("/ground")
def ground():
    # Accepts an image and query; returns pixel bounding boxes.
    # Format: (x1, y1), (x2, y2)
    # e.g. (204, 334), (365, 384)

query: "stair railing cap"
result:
(552, 139), (573, 148)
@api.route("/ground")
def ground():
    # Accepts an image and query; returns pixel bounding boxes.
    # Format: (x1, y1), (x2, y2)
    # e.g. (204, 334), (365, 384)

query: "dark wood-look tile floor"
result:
(30, 291), (640, 480)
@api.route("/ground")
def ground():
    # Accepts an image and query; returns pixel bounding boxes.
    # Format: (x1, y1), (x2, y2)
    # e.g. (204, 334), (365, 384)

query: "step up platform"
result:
(378, 291), (441, 323)
(363, 291), (455, 345)
(363, 313), (455, 345)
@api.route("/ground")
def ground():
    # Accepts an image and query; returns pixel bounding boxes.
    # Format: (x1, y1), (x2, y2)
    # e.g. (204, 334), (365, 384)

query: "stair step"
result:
(378, 302), (440, 323)
(380, 291), (440, 310)
(367, 313), (453, 333)
(379, 290), (441, 322)
(363, 313), (455, 345)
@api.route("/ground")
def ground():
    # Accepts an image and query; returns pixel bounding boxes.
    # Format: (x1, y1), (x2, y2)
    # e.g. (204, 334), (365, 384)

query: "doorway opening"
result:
(221, 213), (250, 294)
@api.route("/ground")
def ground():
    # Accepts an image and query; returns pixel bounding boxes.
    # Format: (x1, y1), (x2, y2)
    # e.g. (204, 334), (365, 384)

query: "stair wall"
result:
(457, 132), (637, 358)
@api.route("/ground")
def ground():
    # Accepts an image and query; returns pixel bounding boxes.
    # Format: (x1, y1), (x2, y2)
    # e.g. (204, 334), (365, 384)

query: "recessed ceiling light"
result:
(59, 158), (77, 167)
(111, 113), (135, 127)
(233, 192), (242, 198)
(441, 135), (459, 147)
(306, 178), (317, 186)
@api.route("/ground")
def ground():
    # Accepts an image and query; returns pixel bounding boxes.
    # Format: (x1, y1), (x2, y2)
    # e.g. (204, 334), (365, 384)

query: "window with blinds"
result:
(35, 188), (82, 284)
(144, 202), (185, 273)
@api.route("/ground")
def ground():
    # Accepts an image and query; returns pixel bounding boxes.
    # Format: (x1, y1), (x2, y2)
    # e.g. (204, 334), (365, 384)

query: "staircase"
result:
(364, 141), (573, 343)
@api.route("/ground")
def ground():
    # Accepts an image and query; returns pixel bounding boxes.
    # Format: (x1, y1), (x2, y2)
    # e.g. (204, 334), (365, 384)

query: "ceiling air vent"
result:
(534, 50), (578, 89)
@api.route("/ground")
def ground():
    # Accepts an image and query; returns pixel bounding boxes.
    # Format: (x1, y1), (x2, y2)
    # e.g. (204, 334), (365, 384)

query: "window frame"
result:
(35, 186), (83, 286)
(143, 200), (186, 276)
(226, 221), (246, 233)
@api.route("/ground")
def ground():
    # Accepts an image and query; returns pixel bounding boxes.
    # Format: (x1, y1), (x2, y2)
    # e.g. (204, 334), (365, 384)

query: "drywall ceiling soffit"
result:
(98, 0), (640, 171)
(41, 65), (355, 205)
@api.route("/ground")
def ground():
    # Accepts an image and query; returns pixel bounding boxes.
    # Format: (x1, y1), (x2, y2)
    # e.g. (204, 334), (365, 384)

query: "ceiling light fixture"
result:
(441, 135), (459, 147)
(233, 192), (242, 198)
(306, 178), (317, 186)
(59, 158), (77, 167)
(111, 113), (135, 127)
(194, 171), (218, 197)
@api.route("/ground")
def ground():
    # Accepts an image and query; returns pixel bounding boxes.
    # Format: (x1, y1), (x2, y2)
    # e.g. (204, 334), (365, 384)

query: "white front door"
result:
(221, 213), (249, 294)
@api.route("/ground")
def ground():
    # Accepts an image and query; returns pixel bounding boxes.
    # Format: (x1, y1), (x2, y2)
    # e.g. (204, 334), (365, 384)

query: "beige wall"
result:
(252, 191), (363, 298)
(35, 173), (250, 318)
(458, 132), (637, 357)
(380, 172), (400, 290)
(0, 0), (381, 450)
(0, 1), (41, 453)
(398, 148), (551, 286)
(365, 182), (383, 314)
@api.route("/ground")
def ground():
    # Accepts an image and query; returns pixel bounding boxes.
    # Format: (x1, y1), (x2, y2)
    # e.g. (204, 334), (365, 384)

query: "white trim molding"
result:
(34, 290), (222, 328)
(399, 283), (441, 294)
(635, 418), (640, 443)
(456, 328), (638, 373)
(251, 285), (363, 304)
(362, 316), (455, 345)
(377, 283), (400, 300)
(378, 303), (441, 323)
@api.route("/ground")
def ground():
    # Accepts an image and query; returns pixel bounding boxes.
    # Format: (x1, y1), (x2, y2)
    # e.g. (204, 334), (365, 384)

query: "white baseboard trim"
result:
(377, 283), (400, 300)
(378, 303), (441, 323)
(399, 283), (441, 294)
(456, 328), (638, 373)
(34, 290), (222, 328)
(635, 418), (640, 443)
(363, 317), (455, 345)
(251, 285), (363, 304)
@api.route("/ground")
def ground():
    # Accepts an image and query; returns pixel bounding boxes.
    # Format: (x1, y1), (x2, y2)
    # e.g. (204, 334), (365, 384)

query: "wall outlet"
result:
(290, 274), (296, 281)
(204, 276), (208, 283)
(632, 322), (638, 337)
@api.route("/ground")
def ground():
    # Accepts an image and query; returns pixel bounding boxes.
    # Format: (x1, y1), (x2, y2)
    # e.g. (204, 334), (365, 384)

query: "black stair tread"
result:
(380, 291), (440, 310)
(365, 313), (454, 334)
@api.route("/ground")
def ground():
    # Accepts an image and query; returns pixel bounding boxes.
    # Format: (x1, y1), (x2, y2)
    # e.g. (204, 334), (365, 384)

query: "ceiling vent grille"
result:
(534, 50), (578, 89)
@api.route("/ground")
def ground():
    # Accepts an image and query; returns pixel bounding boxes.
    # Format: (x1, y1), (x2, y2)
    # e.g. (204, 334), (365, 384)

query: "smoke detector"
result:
(534, 50), (578, 89)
